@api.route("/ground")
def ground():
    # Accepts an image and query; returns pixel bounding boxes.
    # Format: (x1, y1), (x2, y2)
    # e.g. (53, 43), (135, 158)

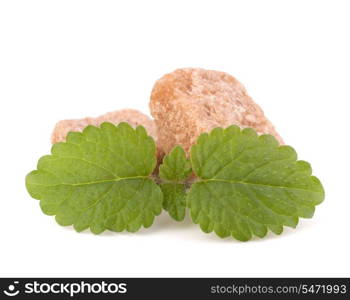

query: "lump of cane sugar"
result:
(149, 68), (283, 156)
(51, 109), (158, 144)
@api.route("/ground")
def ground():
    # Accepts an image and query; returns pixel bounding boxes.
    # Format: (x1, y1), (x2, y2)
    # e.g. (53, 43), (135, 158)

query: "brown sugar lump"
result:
(149, 68), (283, 155)
(51, 109), (158, 144)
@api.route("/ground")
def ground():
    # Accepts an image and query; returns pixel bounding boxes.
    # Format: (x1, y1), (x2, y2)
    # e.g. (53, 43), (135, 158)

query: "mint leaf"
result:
(26, 122), (163, 234)
(159, 183), (187, 221)
(159, 146), (191, 221)
(187, 126), (324, 241)
(159, 146), (192, 181)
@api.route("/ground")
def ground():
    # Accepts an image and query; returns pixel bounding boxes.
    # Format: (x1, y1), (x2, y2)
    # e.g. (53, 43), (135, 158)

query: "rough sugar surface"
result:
(150, 68), (283, 155)
(51, 109), (158, 144)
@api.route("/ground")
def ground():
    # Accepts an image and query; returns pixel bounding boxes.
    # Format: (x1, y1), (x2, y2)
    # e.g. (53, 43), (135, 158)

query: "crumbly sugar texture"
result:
(51, 109), (158, 144)
(149, 68), (283, 156)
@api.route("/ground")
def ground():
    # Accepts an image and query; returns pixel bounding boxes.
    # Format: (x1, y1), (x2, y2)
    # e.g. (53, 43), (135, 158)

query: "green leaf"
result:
(159, 146), (191, 221)
(26, 122), (163, 234)
(160, 183), (187, 221)
(187, 126), (325, 241)
(159, 146), (192, 181)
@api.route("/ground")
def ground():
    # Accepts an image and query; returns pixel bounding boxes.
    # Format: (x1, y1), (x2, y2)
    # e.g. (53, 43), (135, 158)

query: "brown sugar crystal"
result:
(149, 68), (283, 156)
(51, 109), (158, 144)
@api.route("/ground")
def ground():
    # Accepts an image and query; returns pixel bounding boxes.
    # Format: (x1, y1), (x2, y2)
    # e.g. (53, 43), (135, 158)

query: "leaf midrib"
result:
(29, 175), (148, 187)
(199, 178), (322, 194)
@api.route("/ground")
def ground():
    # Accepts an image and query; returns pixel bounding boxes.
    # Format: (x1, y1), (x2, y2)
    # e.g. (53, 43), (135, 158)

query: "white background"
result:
(0, 0), (349, 277)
